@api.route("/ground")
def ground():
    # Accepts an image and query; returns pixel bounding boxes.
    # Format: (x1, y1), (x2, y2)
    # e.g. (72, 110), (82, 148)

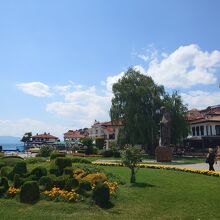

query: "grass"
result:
(1, 162), (220, 220)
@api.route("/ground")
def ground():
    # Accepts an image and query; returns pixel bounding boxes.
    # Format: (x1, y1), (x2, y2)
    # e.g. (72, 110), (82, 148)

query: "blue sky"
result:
(0, 0), (220, 138)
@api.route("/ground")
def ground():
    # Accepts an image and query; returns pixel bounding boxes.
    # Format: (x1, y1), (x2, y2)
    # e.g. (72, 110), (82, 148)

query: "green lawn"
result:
(1, 164), (220, 220)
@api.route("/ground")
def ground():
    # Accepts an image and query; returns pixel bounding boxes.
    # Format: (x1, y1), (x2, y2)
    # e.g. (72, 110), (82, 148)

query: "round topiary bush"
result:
(0, 166), (13, 180)
(39, 176), (53, 190)
(55, 157), (72, 173)
(13, 161), (27, 175)
(49, 165), (61, 176)
(64, 178), (79, 191)
(20, 181), (40, 203)
(92, 182), (110, 207)
(31, 166), (47, 178)
(63, 167), (74, 176)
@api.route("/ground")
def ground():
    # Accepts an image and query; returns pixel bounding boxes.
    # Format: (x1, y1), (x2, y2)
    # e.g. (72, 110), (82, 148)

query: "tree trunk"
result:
(130, 167), (136, 183)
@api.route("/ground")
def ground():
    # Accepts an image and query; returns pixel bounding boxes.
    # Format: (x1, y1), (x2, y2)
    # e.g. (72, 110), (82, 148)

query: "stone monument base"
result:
(155, 146), (173, 162)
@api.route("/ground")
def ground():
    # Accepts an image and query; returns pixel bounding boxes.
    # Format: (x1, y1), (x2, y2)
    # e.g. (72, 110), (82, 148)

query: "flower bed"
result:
(92, 161), (220, 177)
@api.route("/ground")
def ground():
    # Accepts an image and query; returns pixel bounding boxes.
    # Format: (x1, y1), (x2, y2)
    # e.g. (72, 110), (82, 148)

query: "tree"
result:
(21, 132), (32, 149)
(121, 146), (142, 183)
(110, 68), (164, 151)
(81, 137), (94, 155)
(163, 91), (189, 146)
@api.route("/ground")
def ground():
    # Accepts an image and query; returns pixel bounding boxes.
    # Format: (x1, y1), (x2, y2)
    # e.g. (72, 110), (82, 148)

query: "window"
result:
(210, 126), (212, 135)
(196, 126), (200, 136)
(192, 127), (195, 136)
(216, 125), (220, 135)
(200, 126), (204, 136)
(206, 126), (209, 136)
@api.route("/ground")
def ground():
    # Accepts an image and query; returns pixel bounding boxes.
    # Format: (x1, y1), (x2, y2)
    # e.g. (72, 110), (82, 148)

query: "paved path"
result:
(96, 159), (220, 172)
(174, 163), (220, 172)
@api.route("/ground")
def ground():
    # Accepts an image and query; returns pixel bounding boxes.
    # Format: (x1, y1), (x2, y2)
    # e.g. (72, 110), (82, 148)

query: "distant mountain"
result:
(0, 136), (21, 145)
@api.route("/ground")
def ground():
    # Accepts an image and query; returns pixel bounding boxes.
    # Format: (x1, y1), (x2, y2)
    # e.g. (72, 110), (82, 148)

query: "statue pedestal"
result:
(155, 146), (173, 162)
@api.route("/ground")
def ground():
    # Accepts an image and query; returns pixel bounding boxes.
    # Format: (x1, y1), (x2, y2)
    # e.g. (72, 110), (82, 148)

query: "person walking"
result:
(206, 148), (216, 171)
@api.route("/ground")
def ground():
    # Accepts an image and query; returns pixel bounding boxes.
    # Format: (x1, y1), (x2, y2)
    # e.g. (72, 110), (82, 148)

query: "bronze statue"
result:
(160, 106), (171, 146)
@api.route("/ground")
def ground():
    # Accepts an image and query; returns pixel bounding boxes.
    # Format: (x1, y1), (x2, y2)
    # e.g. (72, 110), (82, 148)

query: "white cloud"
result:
(146, 44), (220, 88)
(0, 118), (67, 138)
(103, 72), (124, 94)
(16, 82), (52, 97)
(46, 85), (111, 128)
(181, 90), (220, 109)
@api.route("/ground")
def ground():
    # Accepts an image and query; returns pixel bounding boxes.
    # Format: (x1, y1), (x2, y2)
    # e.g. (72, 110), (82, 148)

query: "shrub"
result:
(71, 157), (91, 164)
(13, 161), (27, 175)
(1, 177), (9, 190)
(79, 180), (91, 191)
(39, 145), (53, 157)
(64, 178), (79, 191)
(63, 167), (74, 175)
(49, 165), (61, 176)
(77, 149), (85, 154)
(83, 173), (107, 185)
(14, 174), (21, 188)
(0, 177), (9, 195)
(95, 137), (105, 149)
(85, 146), (94, 155)
(21, 174), (38, 184)
(1, 156), (23, 167)
(113, 149), (121, 158)
(55, 157), (72, 173)
(50, 152), (66, 160)
(39, 176), (53, 190)
(0, 161), (6, 169)
(49, 175), (69, 189)
(0, 166), (13, 180)
(31, 166), (47, 178)
(25, 157), (47, 164)
(92, 182), (110, 207)
(20, 181), (40, 203)
(102, 150), (113, 157)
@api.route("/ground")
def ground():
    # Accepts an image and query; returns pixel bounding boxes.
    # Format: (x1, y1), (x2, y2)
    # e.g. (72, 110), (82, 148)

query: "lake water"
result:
(0, 144), (24, 152)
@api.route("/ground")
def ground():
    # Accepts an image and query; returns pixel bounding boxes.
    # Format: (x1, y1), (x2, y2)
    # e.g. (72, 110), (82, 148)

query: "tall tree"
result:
(21, 132), (32, 149)
(110, 68), (164, 151)
(163, 91), (189, 146)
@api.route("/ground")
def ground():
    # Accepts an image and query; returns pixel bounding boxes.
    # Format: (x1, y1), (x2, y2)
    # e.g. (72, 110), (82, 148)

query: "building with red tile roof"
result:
(185, 105), (220, 150)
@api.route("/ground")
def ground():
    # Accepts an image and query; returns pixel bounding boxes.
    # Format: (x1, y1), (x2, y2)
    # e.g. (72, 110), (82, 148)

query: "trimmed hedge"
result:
(92, 182), (110, 207)
(49, 165), (61, 176)
(63, 167), (74, 176)
(1, 156), (23, 167)
(31, 166), (47, 178)
(48, 175), (69, 189)
(0, 161), (6, 169)
(13, 161), (27, 175)
(55, 157), (72, 173)
(71, 157), (91, 164)
(50, 152), (66, 160)
(64, 178), (79, 191)
(79, 180), (92, 191)
(102, 150), (114, 157)
(25, 157), (47, 164)
(39, 176), (53, 190)
(20, 181), (40, 203)
(14, 174), (22, 188)
(0, 166), (13, 180)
